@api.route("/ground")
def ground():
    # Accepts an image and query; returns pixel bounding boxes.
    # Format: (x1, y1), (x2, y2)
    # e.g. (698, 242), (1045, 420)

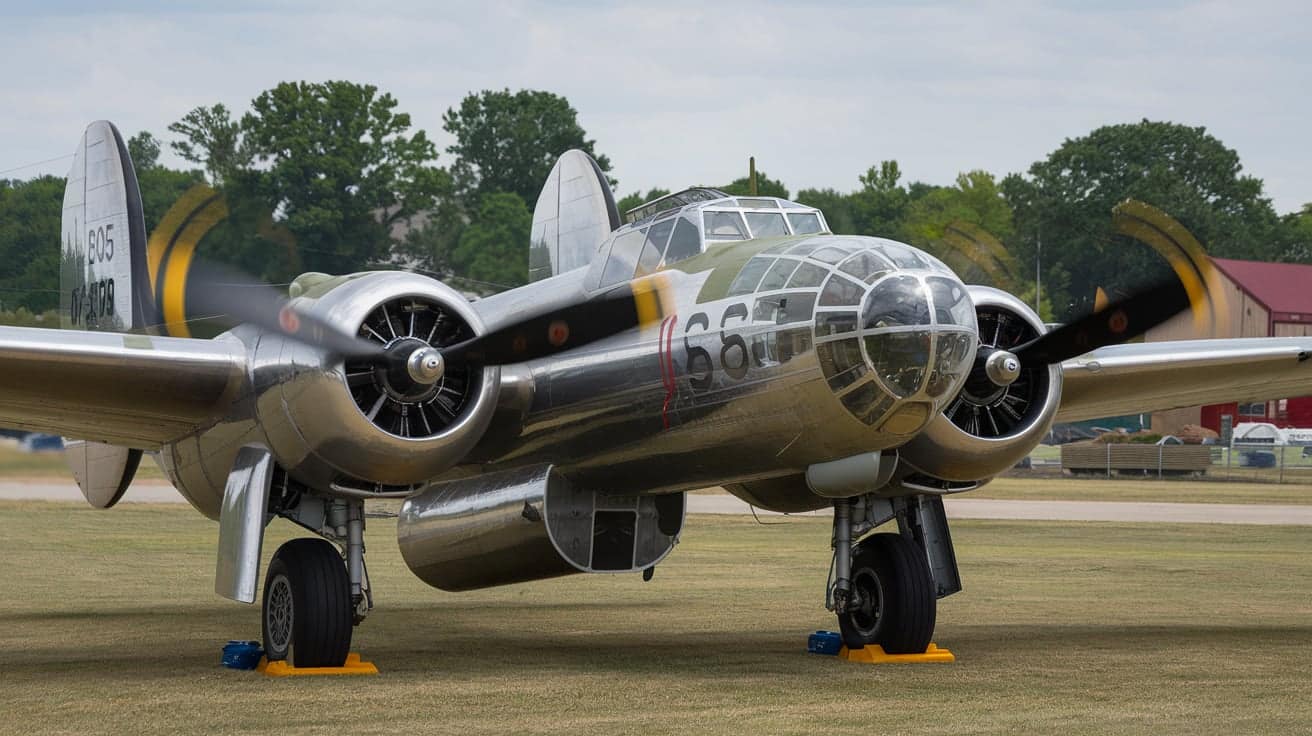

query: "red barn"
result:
(1147, 257), (1312, 434)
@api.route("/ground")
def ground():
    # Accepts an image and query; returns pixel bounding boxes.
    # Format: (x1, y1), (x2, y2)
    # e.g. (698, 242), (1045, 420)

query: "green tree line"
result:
(1, 81), (1309, 324)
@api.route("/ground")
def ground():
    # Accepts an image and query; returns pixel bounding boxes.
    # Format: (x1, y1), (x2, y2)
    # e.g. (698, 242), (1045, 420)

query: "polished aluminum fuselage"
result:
(459, 235), (976, 499)
(146, 234), (981, 517)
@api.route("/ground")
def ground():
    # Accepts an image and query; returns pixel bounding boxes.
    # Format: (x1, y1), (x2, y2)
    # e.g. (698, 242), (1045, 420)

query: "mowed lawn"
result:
(2, 501), (1310, 735)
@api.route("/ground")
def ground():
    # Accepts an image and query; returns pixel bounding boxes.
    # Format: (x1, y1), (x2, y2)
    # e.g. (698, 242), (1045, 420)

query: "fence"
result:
(1053, 441), (1312, 483)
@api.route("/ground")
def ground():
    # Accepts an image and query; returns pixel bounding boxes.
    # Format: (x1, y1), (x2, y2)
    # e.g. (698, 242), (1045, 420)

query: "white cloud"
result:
(0, 0), (1307, 212)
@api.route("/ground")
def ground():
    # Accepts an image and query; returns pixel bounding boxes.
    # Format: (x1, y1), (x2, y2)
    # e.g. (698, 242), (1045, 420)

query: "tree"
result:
(0, 176), (63, 311)
(1278, 204), (1312, 261)
(127, 131), (162, 170)
(443, 89), (613, 208)
(850, 160), (914, 238)
(616, 188), (671, 218)
(240, 81), (447, 275)
(168, 104), (250, 187)
(451, 192), (531, 291)
(795, 188), (856, 234)
(128, 131), (205, 236)
(1004, 120), (1283, 319)
(901, 170), (1017, 286)
(720, 171), (789, 198)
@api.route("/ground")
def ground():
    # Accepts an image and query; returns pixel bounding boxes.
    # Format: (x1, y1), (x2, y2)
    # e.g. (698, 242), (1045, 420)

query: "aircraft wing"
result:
(0, 326), (246, 448)
(1057, 337), (1312, 422)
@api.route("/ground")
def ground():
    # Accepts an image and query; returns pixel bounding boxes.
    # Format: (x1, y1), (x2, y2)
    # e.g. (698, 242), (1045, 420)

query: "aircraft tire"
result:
(836, 533), (935, 654)
(262, 538), (353, 667)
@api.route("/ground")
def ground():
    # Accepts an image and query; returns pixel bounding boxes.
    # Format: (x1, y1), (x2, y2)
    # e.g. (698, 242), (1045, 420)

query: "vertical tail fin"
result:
(60, 120), (157, 332)
(528, 150), (619, 283)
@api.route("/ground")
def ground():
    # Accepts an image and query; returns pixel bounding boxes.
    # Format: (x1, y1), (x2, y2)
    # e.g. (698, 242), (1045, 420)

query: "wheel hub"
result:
(265, 574), (293, 653)
(848, 567), (885, 639)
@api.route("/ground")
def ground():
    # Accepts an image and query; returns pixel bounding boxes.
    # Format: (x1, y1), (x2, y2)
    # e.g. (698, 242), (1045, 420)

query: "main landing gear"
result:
(261, 498), (371, 668)
(827, 495), (961, 653)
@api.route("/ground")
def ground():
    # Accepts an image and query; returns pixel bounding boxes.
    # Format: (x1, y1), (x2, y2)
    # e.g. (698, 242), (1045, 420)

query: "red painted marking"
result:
(658, 314), (678, 430)
(548, 320), (570, 347)
(278, 306), (301, 334)
(1108, 309), (1128, 334)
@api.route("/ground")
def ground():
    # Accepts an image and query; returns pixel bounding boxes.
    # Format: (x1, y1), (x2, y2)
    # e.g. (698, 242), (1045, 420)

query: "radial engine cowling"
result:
(897, 286), (1061, 482)
(252, 271), (500, 490)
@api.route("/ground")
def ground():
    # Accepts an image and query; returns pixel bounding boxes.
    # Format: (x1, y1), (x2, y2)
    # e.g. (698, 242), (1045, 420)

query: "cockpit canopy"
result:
(590, 189), (830, 290)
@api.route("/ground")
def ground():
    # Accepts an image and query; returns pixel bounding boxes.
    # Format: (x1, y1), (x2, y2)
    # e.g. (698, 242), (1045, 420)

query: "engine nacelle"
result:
(252, 271), (501, 489)
(897, 286), (1062, 482)
(398, 464), (685, 591)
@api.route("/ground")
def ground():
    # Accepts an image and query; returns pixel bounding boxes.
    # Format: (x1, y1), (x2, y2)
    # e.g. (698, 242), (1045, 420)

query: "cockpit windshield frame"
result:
(589, 190), (830, 291)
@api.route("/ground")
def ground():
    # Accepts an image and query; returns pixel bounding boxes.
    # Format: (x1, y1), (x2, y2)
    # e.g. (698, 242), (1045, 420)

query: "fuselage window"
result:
(727, 257), (774, 297)
(757, 258), (800, 291)
(664, 216), (703, 264)
(819, 274), (865, 307)
(599, 229), (648, 289)
(787, 212), (823, 234)
(753, 292), (817, 325)
(838, 251), (893, 283)
(703, 211), (749, 241)
(745, 212), (789, 238)
(787, 262), (828, 289)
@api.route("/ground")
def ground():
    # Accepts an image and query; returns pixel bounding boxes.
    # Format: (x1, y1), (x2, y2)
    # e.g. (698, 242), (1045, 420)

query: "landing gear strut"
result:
(827, 495), (958, 653)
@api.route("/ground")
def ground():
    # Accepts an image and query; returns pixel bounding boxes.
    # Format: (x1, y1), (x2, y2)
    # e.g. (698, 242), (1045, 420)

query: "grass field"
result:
(3, 501), (1310, 735)
(974, 476), (1312, 505)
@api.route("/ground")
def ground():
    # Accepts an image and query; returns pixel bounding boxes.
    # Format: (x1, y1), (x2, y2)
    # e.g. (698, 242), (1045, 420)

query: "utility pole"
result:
(1035, 225), (1042, 314)
(749, 156), (757, 196)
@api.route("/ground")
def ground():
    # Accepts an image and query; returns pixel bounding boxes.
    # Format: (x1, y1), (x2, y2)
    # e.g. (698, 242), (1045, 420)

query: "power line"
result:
(0, 154), (74, 177)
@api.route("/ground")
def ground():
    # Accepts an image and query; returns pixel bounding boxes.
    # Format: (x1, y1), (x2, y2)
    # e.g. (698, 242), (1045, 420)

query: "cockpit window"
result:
(862, 275), (930, 329)
(636, 217), (676, 276)
(703, 211), (749, 241)
(736, 198), (778, 208)
(745, 212), (788, 238)
(871, 240), (930, 270)
(598, 229), (647, 289)
(838, 251), (893, 283)
(787, 212), (823, 234)
(927, 277), (976, 329)
(819, 274), (865, 306)
(758, 258), (800, 291)
(864, 332), (932, 398)
(727, 257), (774, 296)
(664, 215), (702, 264)
(787, 262), (828, 288)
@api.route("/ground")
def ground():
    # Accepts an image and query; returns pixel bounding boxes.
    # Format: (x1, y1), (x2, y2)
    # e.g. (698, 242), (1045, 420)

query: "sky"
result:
(1, 0), (1309, 213)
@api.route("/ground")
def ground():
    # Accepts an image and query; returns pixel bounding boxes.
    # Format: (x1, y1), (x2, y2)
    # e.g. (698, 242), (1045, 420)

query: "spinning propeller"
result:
(183, 260), (671, 390)
(965, 199), (1224, 394)
(968, 276), (1192, 393)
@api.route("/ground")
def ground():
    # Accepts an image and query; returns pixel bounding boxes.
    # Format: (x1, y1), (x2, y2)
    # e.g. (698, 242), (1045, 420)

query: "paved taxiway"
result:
(3, 481), (1311, 525)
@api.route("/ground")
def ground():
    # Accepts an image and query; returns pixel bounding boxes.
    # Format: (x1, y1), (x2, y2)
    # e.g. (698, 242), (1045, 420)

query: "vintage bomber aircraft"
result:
(5, 121), (1312, 667)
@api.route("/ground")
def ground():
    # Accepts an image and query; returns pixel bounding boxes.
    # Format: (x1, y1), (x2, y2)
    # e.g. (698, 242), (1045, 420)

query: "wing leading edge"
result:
(1057, 337), (1312, 423)
(0, 326), (246, 448)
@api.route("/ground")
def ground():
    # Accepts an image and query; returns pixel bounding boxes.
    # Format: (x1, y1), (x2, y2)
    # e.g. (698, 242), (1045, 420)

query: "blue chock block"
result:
(808, 630), (843, 655)
(222, 640), (264, 670)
